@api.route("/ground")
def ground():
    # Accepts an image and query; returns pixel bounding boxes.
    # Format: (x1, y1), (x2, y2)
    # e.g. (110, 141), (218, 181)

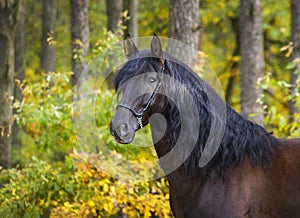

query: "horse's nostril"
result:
(120, 123), (128, 137)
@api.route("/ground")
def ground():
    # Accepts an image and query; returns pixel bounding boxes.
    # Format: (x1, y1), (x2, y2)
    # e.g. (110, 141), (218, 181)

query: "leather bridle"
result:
(116, 65), (164, 128)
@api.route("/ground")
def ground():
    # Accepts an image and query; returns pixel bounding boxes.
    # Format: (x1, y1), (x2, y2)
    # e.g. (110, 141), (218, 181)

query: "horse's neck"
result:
(151, 108), (199, 177)
(150, 108), (179, 157)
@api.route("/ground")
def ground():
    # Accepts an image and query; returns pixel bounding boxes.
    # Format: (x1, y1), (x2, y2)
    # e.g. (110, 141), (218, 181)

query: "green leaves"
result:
(286, 61), (297, 70)
(13, 72), (74, 164)
(7, 31), (171, 217)
(0, 157), (171, 217)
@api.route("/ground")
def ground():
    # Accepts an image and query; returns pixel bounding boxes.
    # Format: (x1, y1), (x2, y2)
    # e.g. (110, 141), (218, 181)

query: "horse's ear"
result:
(124, 34), (139, 58)
(151, 33), (165, 65)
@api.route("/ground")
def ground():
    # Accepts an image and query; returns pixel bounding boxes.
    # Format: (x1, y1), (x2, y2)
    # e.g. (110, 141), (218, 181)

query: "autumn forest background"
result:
(0, 0), (299, 217)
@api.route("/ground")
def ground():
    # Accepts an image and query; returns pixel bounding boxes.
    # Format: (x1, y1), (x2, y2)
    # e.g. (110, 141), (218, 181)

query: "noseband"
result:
(117, 65), (164, 129)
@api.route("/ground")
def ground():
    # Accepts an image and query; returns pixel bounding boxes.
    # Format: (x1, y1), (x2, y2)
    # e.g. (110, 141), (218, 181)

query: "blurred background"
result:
(0, 0), (299, 217)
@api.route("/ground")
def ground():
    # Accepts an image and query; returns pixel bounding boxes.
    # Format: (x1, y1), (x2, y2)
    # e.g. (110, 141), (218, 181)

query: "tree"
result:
(105, 0), (123, 33)
(168, 0), (200, 50)
(168, 0), (200, 65)
(289, 0), (300, 122)
(70, 0), (90, 87)
(41, 0), (57, 73)
(239, 0), (264, 125)
(124, 0), (138, 37)
(0, 0), (21, 169)
(13, 0), (26, 148)
(104, 0), (124, 89)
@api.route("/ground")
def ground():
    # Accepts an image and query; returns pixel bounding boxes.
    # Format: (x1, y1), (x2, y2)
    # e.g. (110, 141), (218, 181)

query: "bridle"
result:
(117, 65), (164, 129)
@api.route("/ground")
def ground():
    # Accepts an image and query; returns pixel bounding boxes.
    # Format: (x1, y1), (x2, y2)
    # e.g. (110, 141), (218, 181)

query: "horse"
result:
(110, 34), (300, 218)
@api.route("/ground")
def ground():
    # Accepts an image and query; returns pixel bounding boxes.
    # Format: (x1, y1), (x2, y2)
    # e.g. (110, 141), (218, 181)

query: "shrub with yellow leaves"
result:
(3, 69), (172, 217)
(0, 156), (171, 217)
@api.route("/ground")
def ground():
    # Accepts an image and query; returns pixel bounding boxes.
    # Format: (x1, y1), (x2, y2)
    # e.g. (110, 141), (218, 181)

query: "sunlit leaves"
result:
(13, 72), (74, 164)
(0, 157), (171, 217)
(259, 72), (300, 137)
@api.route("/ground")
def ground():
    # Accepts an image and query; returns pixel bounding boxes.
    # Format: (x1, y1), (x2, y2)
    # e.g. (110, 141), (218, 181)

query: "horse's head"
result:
(110, 34), (166, 144)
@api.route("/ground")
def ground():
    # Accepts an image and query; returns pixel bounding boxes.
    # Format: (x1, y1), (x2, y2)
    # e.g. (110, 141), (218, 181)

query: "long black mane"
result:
(115, 51), (279, 176)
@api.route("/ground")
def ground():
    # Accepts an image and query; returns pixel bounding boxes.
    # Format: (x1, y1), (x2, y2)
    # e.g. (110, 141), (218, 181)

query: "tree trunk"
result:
(289, 0), (300, 123)
(0, 0), (21, 169)
(41, 0), (56, 73)
(168, 0), (200, 64)
(104, 0), (123, 88)
(105, 0), (123, 33)
(225, 17), (240, 105)
(13, 0), (26, 148)
(123, 0), (138, 37)
(239, 0), (264, 125)
(70, 0), (90, 87)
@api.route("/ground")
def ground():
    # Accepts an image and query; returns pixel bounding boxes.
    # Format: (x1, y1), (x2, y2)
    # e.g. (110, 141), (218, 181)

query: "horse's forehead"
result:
(118, 63), (155, 85)
(129, 49), (152, 59)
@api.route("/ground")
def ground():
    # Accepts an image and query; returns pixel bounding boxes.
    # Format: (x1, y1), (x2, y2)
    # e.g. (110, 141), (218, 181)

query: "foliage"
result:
(200, 0), (292, 111)
(260, 70), (300, 138)
(10, 29), (170, 215)
(0, 157), (171, 218)
(138, 0), (169, 36)
(13, 72), (74, 165)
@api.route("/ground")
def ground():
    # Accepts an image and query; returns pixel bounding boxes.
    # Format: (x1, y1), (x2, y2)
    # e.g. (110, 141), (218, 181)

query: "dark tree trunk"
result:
(41, 0), (56, 73)
(105, 0), (123, 32)
(168, 0), (200, 50)
(225, 17), (240, 105)
(239, 0), (264, 125)
(0, 0), (21, 169)
(123, 0), (138, 37)
(13, 0), (26, 148)
(70, 0), (90, 87)
(289, 0), (300, 123)
(104, 0), (123, 88)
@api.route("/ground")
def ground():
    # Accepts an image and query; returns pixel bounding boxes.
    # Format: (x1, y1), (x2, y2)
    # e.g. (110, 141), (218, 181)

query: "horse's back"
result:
(227, 138), (300, 218)
(268, 138), (300, 217)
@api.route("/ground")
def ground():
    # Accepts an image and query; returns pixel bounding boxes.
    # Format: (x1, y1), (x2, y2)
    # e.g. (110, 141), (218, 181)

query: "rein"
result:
(117, 65), (164, 128)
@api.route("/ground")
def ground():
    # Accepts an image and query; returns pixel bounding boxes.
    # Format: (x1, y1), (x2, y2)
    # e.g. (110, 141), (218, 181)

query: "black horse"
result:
(110, 34), (300, 218)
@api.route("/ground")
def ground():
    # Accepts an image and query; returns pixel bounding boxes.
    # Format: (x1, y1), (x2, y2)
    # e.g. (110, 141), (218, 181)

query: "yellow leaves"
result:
(231, 55), (240, 63)
(63, 201), (71, 207)
(144, 206), (152, 218)
(0, 155), (172, 217)
(280, 42), (294, 58)
(110, 185), (116, 194)
(103, 183), (109, 193)
(74, 158), (171, 216)
(11, 188), (16, 195)
(212, 17), (221, 24)
(103, 201), (117, 215)
(127, 187), (135, 195)
(46, 30), (57, 46)
(122, 10), (130, 22)
(9, 67), (172, 217)
(87, 199), (95, 207)
(52, 200), (58, 206)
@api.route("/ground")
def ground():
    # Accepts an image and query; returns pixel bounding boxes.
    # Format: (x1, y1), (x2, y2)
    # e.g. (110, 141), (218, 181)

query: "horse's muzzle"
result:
(110, 122), (134, 144)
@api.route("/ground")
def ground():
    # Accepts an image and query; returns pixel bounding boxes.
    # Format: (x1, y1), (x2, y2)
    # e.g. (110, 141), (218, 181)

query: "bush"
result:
(13, 72), (74, 165)
(0, 157), (171, 218)
(9, 68), (171, 217)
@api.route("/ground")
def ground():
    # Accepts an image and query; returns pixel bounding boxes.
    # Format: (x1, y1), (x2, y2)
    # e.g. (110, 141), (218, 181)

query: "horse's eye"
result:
(148, 77), (157, 84)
